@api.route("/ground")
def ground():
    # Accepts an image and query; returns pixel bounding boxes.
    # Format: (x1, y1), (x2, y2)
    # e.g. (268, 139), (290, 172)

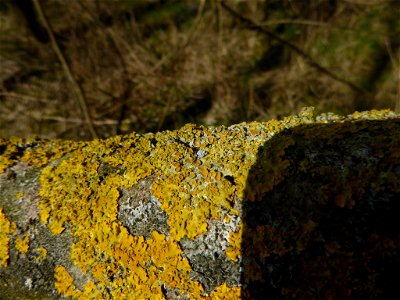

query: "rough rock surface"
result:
(0, 108), (399, 299)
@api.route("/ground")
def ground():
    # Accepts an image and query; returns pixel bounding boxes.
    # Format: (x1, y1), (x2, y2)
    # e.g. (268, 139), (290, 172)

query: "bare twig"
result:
(342, 0), (390, 5)
(41, 116), (134, 126)
(221, 1), (369, 97)
(32, 0), (98, 138)
(0, 92), (56, 103)
(259, 19), (353, 31)
(385, 39), (400, 112)
(261, 19), (330, 27)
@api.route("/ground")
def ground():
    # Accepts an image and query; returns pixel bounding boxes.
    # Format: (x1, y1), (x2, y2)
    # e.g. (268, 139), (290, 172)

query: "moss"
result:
(0, 107), (399, 299)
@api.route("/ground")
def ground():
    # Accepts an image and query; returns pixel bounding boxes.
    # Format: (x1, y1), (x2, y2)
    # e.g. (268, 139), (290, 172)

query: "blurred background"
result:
(0, 0), (399, 140)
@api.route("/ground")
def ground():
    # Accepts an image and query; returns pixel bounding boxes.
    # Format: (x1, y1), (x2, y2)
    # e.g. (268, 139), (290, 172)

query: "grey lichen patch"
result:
(0, 161), (92, 299)
(0, 162), (41, 228)
(117, 176), (169, 239)
(161, 284), (191, 300)
(179, 214), (241, 294)
(0, 222), (75, 300)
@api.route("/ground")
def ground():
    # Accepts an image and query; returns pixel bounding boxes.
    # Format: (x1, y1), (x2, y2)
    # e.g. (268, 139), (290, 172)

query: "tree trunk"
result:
(1, 108), (399, 299)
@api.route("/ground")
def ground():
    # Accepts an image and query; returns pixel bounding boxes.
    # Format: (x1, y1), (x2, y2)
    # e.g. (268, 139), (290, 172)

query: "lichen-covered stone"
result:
(118, 176), (170, 239)
(0, 108), (399, 299)
(242, 118), (400, 299)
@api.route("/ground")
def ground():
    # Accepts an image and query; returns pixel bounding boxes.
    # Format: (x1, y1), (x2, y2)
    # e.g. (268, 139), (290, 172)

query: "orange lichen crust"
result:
(15, 233), (30, 254)
(0, 107), (398, 299)
(0, 137), (23, 173)
(0, 208), (16, 267)
(32, 111), (297, 298)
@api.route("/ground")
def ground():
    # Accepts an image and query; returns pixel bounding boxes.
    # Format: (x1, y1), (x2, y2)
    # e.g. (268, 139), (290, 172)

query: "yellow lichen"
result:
(33, 247), (48, 263)
(54, 265), (80, 298)
(226, 223), (242, 262)
(15, 233), (30, 254)
(11, 107), (395, 298)
(210, 282), (241, 299)
(15, 192), (24, 199)
(22, 139), (84, 168)
(0, 208), (16, 267)
(0, 137), (23, 173)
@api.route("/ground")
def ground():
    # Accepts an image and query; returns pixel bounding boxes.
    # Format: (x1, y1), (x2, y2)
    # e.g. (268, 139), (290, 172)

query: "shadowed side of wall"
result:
(242, 119), (400, 299)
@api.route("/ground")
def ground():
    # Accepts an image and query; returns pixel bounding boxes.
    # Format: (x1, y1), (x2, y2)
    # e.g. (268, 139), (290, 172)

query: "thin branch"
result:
(0, 92), (56, 103)
(342, 0), (390, 5)
(260, 19), (331, 27)
(221, 1), (369, 97)
(385, 39), (400, 112)
(259, 19), (354, 31)
(32, 0), (98, 138)
(41, 116), (133, 126)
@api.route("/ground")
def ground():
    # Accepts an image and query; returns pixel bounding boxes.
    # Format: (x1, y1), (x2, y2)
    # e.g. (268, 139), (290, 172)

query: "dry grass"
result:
(0, 0), (398, 139)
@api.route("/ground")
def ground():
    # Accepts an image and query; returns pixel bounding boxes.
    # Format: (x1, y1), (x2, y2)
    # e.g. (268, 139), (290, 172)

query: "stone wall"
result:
(1, 108), (399, 299)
